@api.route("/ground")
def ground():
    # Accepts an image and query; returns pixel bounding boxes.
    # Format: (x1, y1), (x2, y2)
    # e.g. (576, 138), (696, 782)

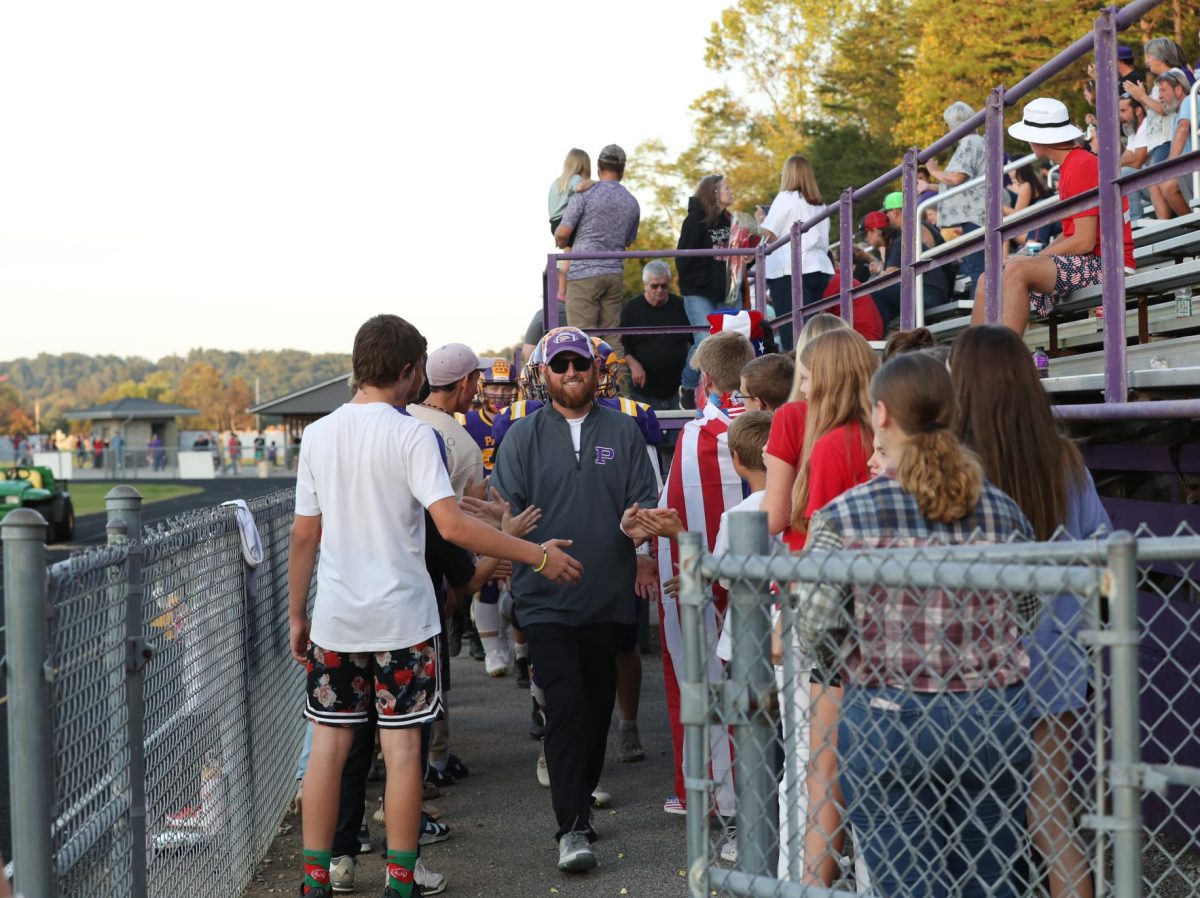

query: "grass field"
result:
(68, 482), (204, 517)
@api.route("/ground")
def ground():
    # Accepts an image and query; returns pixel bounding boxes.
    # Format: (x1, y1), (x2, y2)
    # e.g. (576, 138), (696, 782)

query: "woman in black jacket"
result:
(676, 173), (733, 406)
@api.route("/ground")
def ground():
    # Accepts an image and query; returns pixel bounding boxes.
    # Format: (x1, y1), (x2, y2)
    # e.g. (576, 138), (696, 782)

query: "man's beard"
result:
(547, 370), (597, 410)
(1122, 121), (1135, 139)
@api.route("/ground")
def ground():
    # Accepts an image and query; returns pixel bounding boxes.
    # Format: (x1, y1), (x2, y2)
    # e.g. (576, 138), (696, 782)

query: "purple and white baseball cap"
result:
(542, 327), (595, 362)
(426, 343), (497, 387)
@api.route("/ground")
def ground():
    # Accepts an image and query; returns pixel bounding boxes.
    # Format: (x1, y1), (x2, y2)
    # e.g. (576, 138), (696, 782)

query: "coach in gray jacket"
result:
(490, 326), (659, 873)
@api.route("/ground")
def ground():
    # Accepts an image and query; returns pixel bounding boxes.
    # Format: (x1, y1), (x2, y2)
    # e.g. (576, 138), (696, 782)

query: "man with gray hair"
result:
(618, 260), (691, 411)
(925, 100), (987, 293)
(555, 144), (641, 355)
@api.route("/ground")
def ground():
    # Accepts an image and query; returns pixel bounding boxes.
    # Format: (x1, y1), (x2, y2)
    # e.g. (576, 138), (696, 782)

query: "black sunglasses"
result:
(646, 282), (670, 290)
(547, 354), (593, 374)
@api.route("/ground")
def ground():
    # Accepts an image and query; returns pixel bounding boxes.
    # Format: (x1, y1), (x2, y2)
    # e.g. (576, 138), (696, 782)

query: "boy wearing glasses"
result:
(488, 326), (660, 874)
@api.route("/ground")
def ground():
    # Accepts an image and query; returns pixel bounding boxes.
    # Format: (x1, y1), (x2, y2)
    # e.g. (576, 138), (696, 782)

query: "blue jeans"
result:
(839, 684), (1031, 898)
(681, 294), (719, 390)
(957, 222), (986, 296)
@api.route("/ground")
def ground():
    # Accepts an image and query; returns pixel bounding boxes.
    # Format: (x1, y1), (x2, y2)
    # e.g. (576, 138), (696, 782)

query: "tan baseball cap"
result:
(426, 343), (497, 387)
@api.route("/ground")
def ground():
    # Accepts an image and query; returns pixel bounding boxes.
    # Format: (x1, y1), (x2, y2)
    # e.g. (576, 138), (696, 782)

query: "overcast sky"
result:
(0, 1), (730, 362)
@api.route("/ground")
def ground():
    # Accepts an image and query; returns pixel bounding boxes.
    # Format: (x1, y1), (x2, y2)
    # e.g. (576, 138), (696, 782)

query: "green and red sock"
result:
(302, 848), (332, 894)
(385, 848), (419, 897)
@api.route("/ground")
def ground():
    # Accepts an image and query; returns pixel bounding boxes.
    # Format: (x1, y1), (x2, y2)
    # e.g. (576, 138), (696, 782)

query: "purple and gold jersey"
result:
(491, 397), (662, 459)
(454, 408), (498, 472)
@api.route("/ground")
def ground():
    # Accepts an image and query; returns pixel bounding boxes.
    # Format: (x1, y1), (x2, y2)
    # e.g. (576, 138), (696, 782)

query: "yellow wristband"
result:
(533, 545), (548, 573)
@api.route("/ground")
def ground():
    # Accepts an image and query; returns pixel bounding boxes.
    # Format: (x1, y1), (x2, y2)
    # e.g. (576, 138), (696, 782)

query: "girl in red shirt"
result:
(786, 328), (877, 888)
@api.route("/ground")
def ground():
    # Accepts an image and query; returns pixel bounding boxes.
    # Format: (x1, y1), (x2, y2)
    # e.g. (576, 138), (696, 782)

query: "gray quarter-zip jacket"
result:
(490, 401), (659, 627)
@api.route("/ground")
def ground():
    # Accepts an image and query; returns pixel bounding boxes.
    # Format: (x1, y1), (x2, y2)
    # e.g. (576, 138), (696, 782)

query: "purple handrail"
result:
(544, 0), (1200, 420)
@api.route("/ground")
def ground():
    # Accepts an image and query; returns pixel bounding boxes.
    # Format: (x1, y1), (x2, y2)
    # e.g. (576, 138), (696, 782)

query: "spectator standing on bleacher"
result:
(677, 174), (734, 407)
(925, 101), (987, 295)
(757, 153), (833, 351)
(1148, 68), (1195, 217)
(970, 97), (1135, 335)
(555, 144), (640, 355)
(619, 260), (692, 412)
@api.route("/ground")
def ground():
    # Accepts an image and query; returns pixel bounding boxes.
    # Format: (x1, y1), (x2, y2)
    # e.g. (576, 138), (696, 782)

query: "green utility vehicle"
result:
(0, 465), (75, 542)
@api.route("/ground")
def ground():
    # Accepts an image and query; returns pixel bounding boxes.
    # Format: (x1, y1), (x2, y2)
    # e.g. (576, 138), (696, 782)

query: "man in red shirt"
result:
(970, 97), (1135, 334)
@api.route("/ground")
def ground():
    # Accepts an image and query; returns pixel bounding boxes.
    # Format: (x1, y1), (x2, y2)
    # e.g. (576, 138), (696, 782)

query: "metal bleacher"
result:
(918, 211), (1200, 394)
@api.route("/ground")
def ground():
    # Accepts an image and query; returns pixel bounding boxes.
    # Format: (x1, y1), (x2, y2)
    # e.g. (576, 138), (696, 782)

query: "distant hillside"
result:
(0, 349), (352, 433)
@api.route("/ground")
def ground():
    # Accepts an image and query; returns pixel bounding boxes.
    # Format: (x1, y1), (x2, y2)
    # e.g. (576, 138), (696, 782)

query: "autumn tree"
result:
(0, 382), (36, 437)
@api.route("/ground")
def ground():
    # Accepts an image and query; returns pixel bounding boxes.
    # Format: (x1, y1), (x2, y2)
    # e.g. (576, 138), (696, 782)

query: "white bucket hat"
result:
(1008, 97), (1083, 144)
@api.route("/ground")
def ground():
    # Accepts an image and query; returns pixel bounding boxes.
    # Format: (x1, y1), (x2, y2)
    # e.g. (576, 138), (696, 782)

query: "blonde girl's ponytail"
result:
(870, 354), (982, 523)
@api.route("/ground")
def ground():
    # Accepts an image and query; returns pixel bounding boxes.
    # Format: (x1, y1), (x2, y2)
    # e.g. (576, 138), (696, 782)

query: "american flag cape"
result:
(656, 403), (744, 815)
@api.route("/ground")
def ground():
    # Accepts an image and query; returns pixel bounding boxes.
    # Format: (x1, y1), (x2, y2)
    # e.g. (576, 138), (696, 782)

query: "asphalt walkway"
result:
(240, 642), (691, 897)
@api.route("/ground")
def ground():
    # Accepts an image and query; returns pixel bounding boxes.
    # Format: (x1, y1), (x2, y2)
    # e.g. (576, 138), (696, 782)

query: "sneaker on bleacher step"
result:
(329, 855), (356, 893)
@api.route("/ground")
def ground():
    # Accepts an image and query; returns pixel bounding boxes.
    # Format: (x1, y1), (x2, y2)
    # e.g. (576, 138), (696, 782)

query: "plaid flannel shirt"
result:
(795, 476), (1034, 692)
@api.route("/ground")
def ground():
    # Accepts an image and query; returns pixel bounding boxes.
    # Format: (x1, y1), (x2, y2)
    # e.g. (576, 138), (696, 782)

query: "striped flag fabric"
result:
(656, 402), (746, 816)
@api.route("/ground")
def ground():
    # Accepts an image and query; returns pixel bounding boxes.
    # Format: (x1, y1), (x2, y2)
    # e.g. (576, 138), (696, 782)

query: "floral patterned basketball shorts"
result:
(1029, 253), (1104, 318)
(304, 640), (442, 729)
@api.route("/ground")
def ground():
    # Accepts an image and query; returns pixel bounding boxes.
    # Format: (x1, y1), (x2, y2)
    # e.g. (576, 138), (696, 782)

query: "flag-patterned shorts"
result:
(1029, 253), (1104, 318)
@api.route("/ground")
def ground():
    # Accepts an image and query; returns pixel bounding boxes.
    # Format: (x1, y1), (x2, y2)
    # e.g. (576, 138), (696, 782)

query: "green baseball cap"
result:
(882, 191), (904, 211)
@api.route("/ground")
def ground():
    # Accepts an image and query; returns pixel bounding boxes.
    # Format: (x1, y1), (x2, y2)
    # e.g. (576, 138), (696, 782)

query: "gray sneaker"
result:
(616, 723), (645, 762)
(557, 830), (597, 873)
(329, 855), (355, 893)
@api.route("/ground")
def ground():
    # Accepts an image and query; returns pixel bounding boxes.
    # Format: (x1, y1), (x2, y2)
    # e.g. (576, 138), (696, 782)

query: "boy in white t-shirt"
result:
(288, 314), (582, 898)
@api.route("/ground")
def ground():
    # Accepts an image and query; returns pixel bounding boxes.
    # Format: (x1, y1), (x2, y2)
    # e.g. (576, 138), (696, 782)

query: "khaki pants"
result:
(565, 273), (625, 356)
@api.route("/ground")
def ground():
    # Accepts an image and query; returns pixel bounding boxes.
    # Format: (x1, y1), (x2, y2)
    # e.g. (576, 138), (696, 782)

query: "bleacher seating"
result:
(911, 210), (1200, 394)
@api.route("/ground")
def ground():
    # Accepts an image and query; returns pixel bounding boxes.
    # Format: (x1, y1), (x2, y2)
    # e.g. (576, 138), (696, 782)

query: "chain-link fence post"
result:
(728, 512), (774, 878)
(678, 530), (710, 898)
(1104, 531), (1143, 897)
(106, 486), (150, 898)
(3, 508), (52, 898)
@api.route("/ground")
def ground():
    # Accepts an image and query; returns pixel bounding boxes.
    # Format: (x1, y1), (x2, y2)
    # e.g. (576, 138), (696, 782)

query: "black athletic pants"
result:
(332, 719), (432, 857)
(524, 621), (621, 840)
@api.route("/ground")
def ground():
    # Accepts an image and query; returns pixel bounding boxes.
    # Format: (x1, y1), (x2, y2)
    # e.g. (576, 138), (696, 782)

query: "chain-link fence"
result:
(676, 515), (1200, 898)
(2, 486), (309, 898)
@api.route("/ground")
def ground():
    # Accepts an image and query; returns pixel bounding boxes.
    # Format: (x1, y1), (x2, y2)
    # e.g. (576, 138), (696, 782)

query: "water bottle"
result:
(1176, 286), (1194, 318)
(1025, 240), (1043, 256)
(1033, 347), (1050, 379)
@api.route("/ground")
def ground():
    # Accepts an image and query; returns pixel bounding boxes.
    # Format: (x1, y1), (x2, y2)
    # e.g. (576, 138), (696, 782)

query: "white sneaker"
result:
(291, 782), (303, 817)
(485, 648), (509, 677)
(720, 837), (738, 864)
(536, 746), (550, 787)
(415, 859), (447, 895)
(330, 855), (355, 893)
(591, 785), (612, 808)
(372, 796), (385, 825)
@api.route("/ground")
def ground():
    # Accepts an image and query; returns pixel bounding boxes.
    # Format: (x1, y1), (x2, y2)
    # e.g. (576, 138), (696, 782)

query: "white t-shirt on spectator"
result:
(407, 403), (483, 498)
(713, 491), (779, 662)
(1126, 116), (1150, 152)
(295, 402), (455, 652)
(762, 191), (834, 280)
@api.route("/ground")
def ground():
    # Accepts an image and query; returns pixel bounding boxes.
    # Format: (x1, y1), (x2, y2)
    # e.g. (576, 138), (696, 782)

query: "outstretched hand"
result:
(635, 554), (658, 601)
(502, 503), (542, 538)
(537, 539), (583, 585)
(635, 507), (684, 540)
(620, 503), (659, 541)
(460, 486), (509, 528)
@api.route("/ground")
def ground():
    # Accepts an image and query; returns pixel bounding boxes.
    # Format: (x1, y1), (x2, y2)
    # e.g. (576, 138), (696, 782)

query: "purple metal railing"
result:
(544, 0), (1200, 420)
